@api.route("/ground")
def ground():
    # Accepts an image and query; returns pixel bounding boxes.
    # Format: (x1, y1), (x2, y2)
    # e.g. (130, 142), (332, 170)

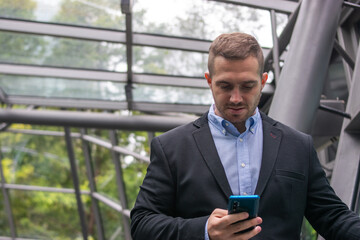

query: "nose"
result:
(230, 89), (243, 104)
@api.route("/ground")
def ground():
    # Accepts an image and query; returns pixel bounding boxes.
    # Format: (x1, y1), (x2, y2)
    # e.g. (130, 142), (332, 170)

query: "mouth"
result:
(228, 106), (246, 114)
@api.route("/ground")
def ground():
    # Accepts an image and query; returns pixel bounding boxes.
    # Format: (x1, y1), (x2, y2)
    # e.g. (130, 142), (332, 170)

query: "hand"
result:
(207, 208), (262, 240)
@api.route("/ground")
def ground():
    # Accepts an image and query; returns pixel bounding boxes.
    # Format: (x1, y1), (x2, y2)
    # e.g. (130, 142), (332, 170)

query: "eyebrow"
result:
(215, 80), (258, 84)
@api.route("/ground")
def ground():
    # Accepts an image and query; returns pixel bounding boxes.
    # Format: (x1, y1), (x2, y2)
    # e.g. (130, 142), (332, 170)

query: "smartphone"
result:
(228, 195), (260, 218)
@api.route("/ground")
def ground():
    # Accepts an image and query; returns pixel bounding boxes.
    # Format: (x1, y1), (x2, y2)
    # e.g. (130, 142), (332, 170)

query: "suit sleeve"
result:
(130, 137), (208, 240)
(305, 135), (360, 239)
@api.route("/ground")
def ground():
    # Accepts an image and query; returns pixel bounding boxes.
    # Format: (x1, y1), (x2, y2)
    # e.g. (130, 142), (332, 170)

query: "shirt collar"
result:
(208, 104), (260, 136)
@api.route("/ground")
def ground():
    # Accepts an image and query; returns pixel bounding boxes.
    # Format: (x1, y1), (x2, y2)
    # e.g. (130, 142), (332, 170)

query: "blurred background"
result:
(0, 0), (359, 239)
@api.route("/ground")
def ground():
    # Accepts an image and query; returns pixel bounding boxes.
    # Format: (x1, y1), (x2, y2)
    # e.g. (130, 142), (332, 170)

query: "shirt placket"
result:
(237, 134), (252, 195)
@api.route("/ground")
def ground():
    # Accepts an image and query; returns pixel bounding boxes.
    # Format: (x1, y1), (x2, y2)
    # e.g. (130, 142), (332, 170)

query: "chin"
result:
(227, 115), (247, 123)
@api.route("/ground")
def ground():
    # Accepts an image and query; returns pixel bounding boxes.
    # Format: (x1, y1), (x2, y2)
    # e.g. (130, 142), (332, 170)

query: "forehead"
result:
(212, 56), (261, 80)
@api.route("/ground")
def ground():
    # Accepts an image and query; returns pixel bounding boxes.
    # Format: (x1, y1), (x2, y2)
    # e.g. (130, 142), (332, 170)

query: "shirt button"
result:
(251, 128), (254, 132)
(241, 163), (246, 168)
(243, 192), (248, 195)
(225, 123), (229, 126)
(222, 129), (226, 134)
(239, 138), (243, 142)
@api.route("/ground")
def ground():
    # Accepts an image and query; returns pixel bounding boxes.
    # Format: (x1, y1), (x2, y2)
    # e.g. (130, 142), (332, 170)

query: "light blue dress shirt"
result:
(205, 104), (263, 239)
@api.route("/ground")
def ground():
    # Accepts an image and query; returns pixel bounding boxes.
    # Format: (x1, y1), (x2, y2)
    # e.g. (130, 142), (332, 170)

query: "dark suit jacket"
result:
(131, 112), (360, 240)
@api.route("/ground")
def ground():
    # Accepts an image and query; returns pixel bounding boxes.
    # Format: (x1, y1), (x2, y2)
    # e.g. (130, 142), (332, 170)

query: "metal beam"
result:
(0, 109), (197, 132)
(0, 18), (126, 43)
(0, 63), (205, 88)
(92, 192), (130, 217)
(0, 63), (127, 82)
(4, 95), (210, 113)
(82, 134), (149, 163)
(331, 32), (360, 207)
(0, 18), (271, 54)
(264, 3), (300, 72)
(269, 0), (343, 133)
(333, 40), (355, 70)
(6, 128), (81, 137)
(343, 1), (360, 9)
(346, 111), (360, 133)
(270, 10), (281, 83)
(4, 128), (150, 162)
(133, 74), (207, 88)
(0, 182), (131, 217)
(123, 1), (134, 111)
(133, 33), (210, 53)
(208, 0), (298, 14)
(0, 183), (90, 194)
(339, 0), (360, 25)
(6, 96), (128, 110)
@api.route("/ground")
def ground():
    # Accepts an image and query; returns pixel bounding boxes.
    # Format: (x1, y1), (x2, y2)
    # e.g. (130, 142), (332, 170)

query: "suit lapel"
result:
(255, 114), (282, 196)
(192, 115), (233, 199)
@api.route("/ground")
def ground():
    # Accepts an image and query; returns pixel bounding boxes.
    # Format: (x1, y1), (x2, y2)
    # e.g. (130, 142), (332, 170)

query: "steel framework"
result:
(0, 0), (359, 239)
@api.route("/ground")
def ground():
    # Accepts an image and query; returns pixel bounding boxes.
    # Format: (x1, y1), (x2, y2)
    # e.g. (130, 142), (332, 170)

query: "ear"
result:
(205, 72), (212, 86)
(261, 72), (268, 90)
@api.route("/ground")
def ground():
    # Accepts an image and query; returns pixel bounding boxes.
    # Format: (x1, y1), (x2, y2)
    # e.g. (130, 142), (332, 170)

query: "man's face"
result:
(205, 56), (268, 132)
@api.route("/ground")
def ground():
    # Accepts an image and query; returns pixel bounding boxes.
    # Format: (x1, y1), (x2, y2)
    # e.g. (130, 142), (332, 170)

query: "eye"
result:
(220, 84), (231, 90)
(241, 82), (257, 90)
(217, 82), (232, 90)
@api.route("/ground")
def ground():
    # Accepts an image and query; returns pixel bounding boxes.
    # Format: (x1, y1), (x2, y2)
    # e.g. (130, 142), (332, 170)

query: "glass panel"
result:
(0, 32), (126, 71)
(116, 130), (149, 208)
(9, 190), (91, 239)
(71, 131), (90, 192)
(133, 46), (208, 77)
(89, 141), (118, 200)
(78, 129), (149, 209)
(134, 0), (273, 47)
(0, 74), (126, 101)
(276, 13), (289, 37)
(133, 84), (212, 105)
(99, 201), (125, 240)
(1, 131), (74, 188)
(0, 0), (125, 30)
(0, 190), (11, 236)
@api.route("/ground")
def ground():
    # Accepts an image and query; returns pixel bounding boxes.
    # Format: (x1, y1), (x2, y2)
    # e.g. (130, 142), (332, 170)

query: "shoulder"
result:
(261, 112), (311, 141)
(154, 112), (208, 144)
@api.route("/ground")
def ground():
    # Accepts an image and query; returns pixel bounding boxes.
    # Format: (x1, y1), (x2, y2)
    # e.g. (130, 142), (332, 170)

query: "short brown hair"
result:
(208, 32), (264, 77)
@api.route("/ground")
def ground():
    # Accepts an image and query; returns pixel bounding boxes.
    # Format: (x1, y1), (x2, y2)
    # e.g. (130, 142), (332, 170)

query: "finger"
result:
(212, 208), (229, 217)
(235, 226), (262, 239)
(227, 212), (250, 225)
(229, 217), (262, 234)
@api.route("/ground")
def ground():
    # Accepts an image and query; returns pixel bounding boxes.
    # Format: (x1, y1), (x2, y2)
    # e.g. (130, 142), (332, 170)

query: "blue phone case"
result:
(228, 195), (260, 218)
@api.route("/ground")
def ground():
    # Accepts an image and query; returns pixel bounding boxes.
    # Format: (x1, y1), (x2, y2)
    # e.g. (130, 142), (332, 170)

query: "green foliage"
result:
(51, 0), (125, 29)
(301, 219), (318, 240)
(0, 0), (37, 19)
(0, 122), (149, 239)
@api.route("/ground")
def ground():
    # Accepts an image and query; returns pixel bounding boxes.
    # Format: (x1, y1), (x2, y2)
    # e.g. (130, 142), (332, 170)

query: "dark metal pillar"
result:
(270, 10), (280, 83)
(268, 0), (343, 133)
(80, 129), (105, 240)
(64, 127), (88, 240)
(109, 130), (132, 240)
(121, 0), (134, 111)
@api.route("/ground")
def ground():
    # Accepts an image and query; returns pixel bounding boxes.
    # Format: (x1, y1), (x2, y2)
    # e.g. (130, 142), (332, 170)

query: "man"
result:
(130, 32), (360, 239)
